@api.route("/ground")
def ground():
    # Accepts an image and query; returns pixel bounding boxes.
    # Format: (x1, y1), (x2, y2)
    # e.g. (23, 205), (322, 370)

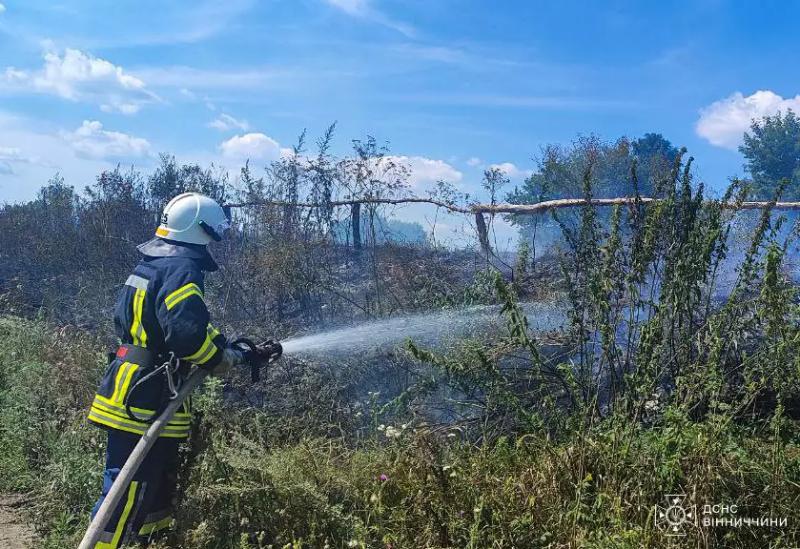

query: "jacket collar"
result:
(136, 238), (219, 272)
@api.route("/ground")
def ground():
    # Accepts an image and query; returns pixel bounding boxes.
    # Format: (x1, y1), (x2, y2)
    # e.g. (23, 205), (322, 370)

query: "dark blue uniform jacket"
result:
(88, 238), (226, 439)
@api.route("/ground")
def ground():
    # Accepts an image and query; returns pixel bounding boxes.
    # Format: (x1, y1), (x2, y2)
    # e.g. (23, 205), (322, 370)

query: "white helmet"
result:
(155, 192), (231, 245)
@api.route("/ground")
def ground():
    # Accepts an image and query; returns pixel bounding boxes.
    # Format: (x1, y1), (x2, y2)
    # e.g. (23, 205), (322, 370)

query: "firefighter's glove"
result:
(214, 347), (245, 376)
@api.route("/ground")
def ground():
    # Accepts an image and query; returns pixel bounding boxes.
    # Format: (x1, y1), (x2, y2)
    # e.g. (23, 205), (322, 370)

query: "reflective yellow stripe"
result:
(110, 362), (132, 404)
(116, 364), (139, 405)
(208, 323), (221, 340)
(89, 406), (189, 433)
(88, 406), (191, 435)
(130, 290), (140, 344)
(184, 333), (212, 360)
(89, 405), (191, 433)
(92, 394), (191, 420)
(167, 287), (202, 309)
(92, 400), (192, 426)
(109, 363), (138, 405)
(138, 516), (173, 536)
(165, 283), (203, 310)
(88, 412), (188, 439)
(138, 289), (148, 345)
(90, 399), (191, 426)
(88, 411), (190, 438)
(183, 333), (219, 365)
(88, 411), (146, 436)
(130, 289), (147, 345)
(96, 480), (139, 549)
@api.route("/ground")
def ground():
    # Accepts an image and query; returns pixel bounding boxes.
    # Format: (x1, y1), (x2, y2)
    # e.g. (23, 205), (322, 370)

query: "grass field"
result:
(1, 316), (798, 548)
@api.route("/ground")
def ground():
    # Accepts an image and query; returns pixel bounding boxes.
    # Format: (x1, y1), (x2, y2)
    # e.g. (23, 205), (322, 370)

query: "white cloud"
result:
(1, 47), (158, 114)
(62, 120), (151, 160)
(0, 147), (16, 174)
(0, 147), (28, 162)
(325, 0), (369, 16)
(323, 0), (414, 37)
(0, 146), (46, 174)
(488, 162), (532, 179)
(79, 0), (256, 48)
(696, 90), (800, 149)
(0, 4), (6, 14)
(0, 110), (117, 202)
(208, 113), (250, 132)
(466, 157), (482, 167)
(132, 65), (288, 91)
(219, 132), (281, 161)
(390, 155), (463, 189)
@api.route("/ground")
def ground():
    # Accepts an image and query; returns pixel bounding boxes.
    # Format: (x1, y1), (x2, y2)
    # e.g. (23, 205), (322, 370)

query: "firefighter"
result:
(87, 192), (254, 547)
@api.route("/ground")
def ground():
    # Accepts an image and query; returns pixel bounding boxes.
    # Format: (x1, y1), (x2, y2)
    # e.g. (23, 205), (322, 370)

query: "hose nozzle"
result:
(258, 339), (283, 364)
(231, 337), (283, 383)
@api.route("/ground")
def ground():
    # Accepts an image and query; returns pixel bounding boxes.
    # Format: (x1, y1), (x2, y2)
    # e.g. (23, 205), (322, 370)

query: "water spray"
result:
(279, 301), (566, 357)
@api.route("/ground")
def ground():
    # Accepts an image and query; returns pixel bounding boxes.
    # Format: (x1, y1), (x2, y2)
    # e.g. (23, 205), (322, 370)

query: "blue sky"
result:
(1, 0), (799, 244)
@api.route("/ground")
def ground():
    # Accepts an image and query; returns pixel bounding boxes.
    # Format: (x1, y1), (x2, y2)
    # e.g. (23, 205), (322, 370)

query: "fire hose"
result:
(77, 338), (282, 549)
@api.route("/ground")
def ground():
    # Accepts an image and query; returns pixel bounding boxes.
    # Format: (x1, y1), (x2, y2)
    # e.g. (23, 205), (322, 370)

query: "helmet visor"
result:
(199, 216), (232, 242)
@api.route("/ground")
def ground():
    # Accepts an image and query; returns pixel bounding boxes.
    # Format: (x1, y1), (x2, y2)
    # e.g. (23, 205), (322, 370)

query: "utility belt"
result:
(111, 343), (164, 368)
(88, 345), (193, 439)
(112, 344), (189, 424)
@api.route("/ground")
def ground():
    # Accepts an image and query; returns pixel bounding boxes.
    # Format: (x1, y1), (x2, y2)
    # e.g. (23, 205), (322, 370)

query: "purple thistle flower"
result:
(379, 473), (388, 482)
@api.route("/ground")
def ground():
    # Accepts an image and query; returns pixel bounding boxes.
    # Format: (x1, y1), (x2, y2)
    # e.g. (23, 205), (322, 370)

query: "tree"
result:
(632, 132), (679, 164)
(339, 136), (409, 249)
(740, 110), (800, 199)
(148, 154), (229, 210)
(632, 133), (679, 195)
(505, 133), (679, 263)
(147, 154), (182, 209)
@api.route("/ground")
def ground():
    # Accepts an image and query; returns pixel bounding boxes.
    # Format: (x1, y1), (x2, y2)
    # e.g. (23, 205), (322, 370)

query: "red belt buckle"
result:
(116, 346), (129, 358)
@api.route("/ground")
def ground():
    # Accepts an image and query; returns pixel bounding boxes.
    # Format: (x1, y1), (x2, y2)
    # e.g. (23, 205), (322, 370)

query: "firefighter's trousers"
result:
(90, 430), (179, 548)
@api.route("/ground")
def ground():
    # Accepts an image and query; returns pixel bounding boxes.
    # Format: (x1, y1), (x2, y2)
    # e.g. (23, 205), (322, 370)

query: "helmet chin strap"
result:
(198, 220), (223, 242)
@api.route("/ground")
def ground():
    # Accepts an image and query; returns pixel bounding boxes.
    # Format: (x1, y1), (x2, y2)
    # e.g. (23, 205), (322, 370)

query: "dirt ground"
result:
(0, 495), (36, 549)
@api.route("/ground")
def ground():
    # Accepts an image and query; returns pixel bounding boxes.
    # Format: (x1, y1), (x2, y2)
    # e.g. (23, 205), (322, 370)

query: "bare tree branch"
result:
(227, 197), (473, 213)
(226, 196), (800, 215)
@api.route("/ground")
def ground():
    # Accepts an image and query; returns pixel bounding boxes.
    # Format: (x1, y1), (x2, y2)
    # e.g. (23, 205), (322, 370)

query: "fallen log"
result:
(226, 196), (800, 215)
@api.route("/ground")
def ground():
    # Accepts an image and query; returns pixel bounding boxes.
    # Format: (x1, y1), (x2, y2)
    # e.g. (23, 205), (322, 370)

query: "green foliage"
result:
(402, 158), (800, 546)
(0, 317), (105, 547)
(505, 134), (679, 261)
(1, 317), (797, 548)
(740, 110), (800, 199)
(507, 133), (678, 208)
(631, 133), (680, 165)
